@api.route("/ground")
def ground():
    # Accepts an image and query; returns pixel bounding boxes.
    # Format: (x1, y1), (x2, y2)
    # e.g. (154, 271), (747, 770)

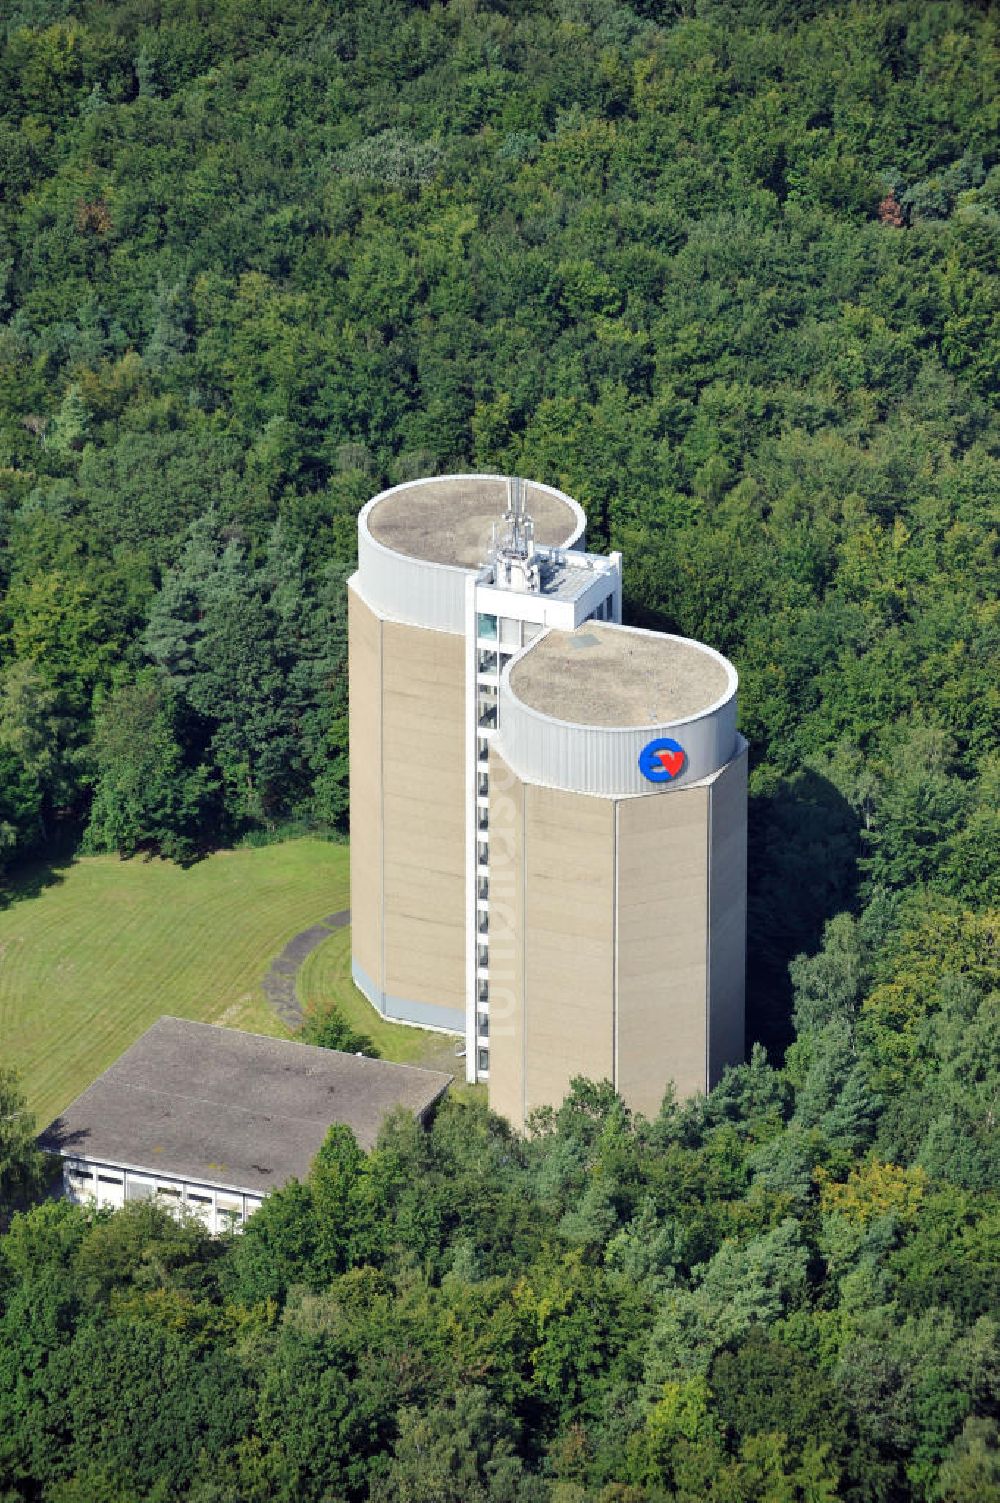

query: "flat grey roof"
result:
(539, 552), (609, 602)
(366, 476), (580, 569)
(38, 1017), (451, 1196)
(509, 622), (733, 727)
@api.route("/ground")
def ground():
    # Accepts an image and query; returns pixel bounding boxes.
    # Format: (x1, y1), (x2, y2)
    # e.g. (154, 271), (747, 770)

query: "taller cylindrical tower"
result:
(348, 475), (586, 1033)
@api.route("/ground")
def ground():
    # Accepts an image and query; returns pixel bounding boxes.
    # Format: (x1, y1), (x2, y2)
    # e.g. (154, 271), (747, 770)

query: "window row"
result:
(476, 614), (544, 651)
(64, 1161), (260, 1232)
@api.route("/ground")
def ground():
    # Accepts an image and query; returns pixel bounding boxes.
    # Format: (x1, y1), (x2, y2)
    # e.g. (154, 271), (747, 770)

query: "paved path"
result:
(261, 909), (350, 1029)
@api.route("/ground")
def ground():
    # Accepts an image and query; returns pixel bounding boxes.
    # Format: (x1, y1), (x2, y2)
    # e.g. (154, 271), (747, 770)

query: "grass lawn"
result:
(297, 925), (464, 1077)
(0, 839), (348, 1127)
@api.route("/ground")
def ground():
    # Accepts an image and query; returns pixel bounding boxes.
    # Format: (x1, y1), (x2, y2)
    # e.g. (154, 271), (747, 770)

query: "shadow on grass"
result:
(0, 851), (75, 912)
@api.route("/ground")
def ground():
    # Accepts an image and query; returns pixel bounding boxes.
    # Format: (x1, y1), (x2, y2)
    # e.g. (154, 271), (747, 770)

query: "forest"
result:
(0, 0), (998, 1498)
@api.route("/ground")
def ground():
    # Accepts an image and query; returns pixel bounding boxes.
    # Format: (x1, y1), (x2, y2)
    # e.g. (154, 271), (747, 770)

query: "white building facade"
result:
(61, 1157), (261, 1234)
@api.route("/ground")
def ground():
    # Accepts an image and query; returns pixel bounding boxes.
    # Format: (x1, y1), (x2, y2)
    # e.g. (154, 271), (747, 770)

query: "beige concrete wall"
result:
(348, 585), (383, 993)
(486, 756), (740, 1128)
(381, 619), (467, 1013)
(484, 747), (524, 1126)
(616, 786), (711, 1115)
(524, 785), (615, 1117)
(486, 761), (616, 1128)
(708, 740), (748, 1085)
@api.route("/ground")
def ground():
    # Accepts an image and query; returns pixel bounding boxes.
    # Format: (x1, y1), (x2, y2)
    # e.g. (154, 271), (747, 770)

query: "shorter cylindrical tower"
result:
(486, 621), (747, 1127)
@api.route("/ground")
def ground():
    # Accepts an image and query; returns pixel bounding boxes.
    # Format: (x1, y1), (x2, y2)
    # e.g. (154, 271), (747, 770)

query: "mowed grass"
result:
(0, 840), (348, 1127)
(297, 926), (463, 1077)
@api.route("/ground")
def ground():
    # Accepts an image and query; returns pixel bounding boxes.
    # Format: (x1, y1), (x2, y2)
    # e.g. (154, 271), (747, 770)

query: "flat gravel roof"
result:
(509, 622), (733, 728)
(366, 476), (580, 569)
(38, 1017), (451, 1195)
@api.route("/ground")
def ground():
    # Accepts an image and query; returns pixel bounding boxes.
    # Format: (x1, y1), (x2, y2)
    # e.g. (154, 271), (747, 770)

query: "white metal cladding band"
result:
(496, 675), (739, 797)
(356, 524), (469, 634)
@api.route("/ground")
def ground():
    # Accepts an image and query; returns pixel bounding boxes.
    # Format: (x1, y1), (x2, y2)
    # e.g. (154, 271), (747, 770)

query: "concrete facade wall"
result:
(348, 584), (383, 995)
(348, 585), (467, 1031)
(523, 783), (615, 1119)
(382, 618), (466, 1019)
(487, 755), (615, 1126)
(487, 744), (746, 1129)
(616, 785), (711, 1116)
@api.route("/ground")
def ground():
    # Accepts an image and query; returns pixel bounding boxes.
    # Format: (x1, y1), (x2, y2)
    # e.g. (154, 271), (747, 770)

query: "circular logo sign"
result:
(638, 737), (686, 783)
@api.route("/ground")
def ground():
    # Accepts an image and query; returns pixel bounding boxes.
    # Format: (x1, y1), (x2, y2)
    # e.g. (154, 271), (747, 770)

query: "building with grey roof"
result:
(38, 1017), (450, 1231)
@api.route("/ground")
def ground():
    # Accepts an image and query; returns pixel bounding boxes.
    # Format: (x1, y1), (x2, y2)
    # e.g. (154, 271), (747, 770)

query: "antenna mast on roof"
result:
(490, 476), (540, 593)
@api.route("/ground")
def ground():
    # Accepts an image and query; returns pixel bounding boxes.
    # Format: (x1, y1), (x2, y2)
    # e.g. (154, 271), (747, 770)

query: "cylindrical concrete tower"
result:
(348, 475), (586, 1033)
(486, 622), (747, 1127)
(348, 473), (746, 1126)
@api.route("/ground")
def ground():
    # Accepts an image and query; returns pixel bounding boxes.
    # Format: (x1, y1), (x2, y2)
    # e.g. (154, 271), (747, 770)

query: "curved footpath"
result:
(261, 909), (350, 1029)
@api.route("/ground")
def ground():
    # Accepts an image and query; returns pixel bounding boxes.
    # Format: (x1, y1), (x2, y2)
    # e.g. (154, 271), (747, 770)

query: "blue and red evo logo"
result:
(638, 737), (686, 783)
